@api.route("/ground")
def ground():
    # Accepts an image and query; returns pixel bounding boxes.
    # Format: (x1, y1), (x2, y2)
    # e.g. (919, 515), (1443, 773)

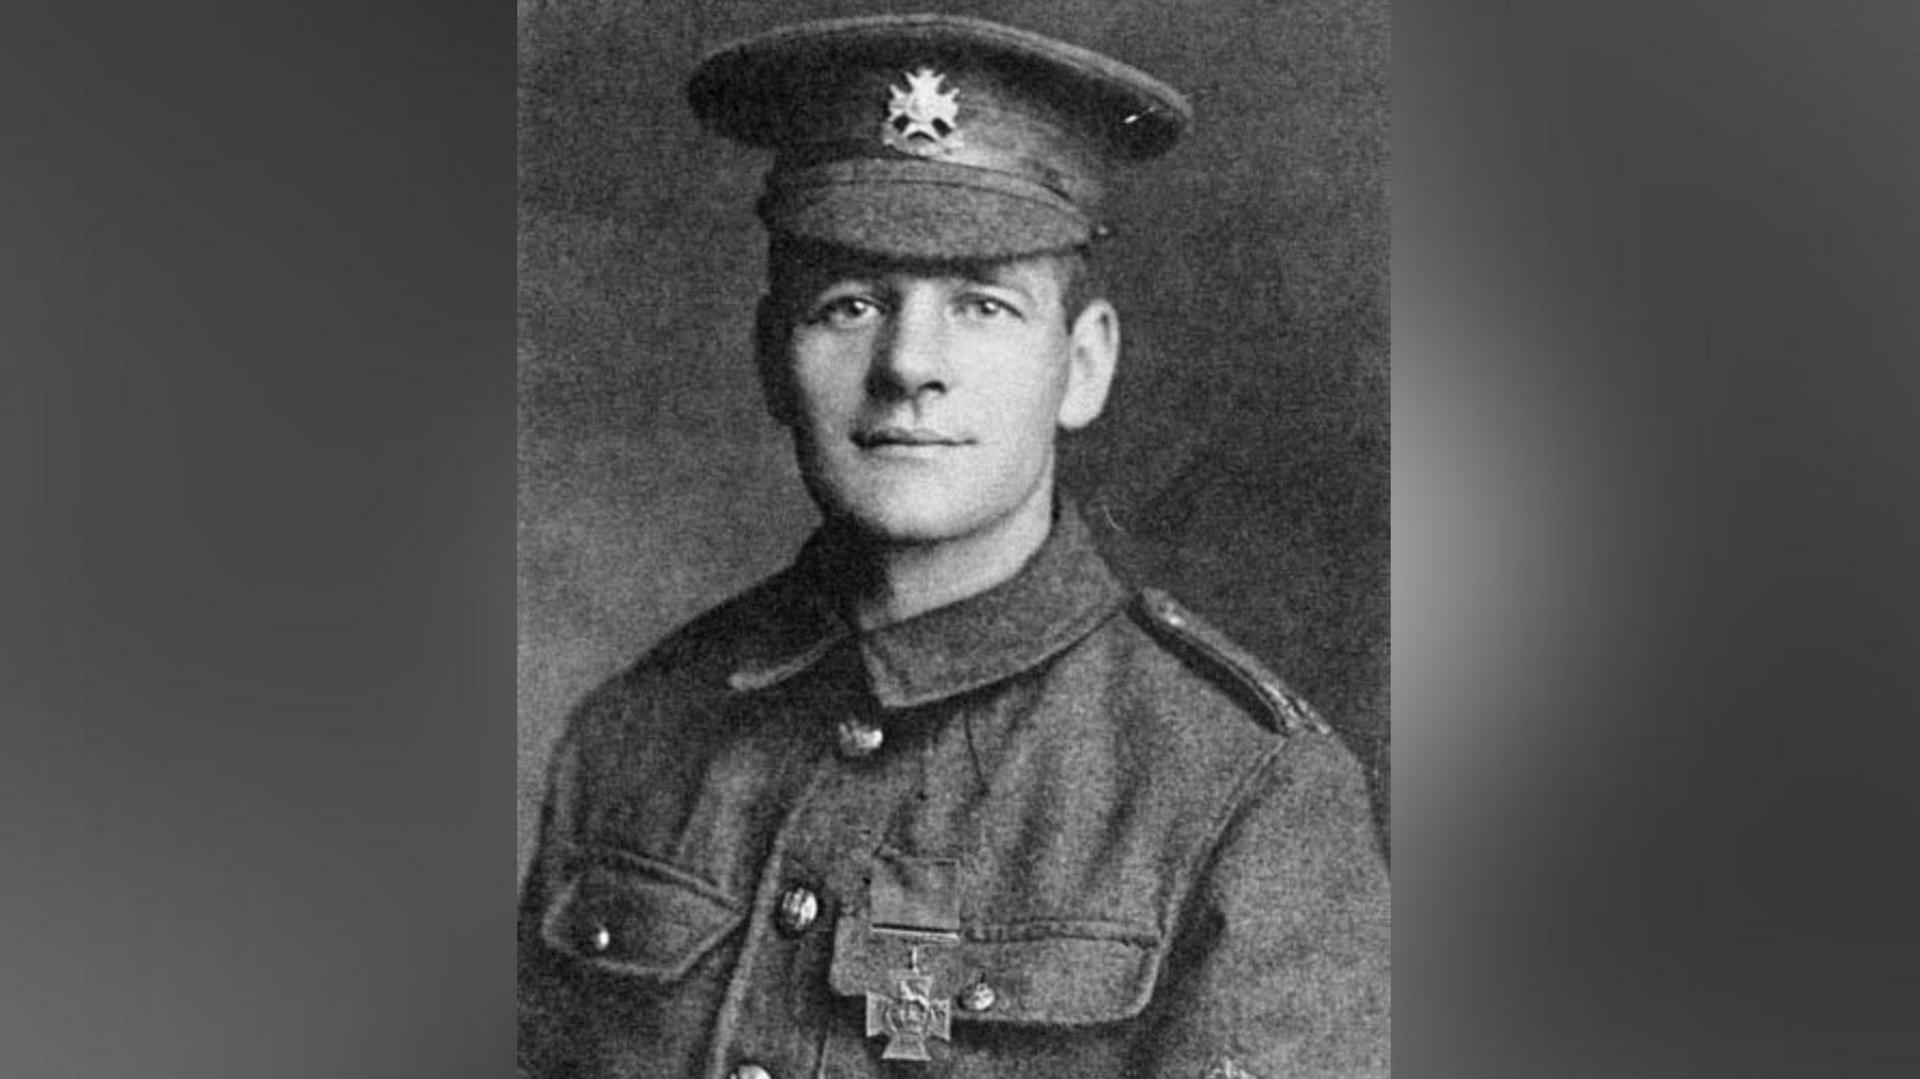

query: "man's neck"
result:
(833, 498), (1055, 630)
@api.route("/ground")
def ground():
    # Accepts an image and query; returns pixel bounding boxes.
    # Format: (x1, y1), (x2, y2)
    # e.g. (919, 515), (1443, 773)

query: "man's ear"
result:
(1056, 297), (1119, 431)
(755, 295), (796, 427)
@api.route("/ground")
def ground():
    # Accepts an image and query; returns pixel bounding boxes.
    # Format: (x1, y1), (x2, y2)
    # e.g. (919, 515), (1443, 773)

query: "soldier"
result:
(519, 14), (1388, 1079)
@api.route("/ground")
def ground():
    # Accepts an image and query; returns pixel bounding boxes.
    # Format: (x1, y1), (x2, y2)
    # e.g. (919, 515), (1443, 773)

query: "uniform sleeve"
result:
(518, 727), (584, 1079)
(1137, 734), (1391, 1079)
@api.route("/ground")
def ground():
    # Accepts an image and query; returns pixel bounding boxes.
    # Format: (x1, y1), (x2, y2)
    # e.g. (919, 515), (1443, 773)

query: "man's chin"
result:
(803, 472), (1052, 553)
(822, 505), (972, 548)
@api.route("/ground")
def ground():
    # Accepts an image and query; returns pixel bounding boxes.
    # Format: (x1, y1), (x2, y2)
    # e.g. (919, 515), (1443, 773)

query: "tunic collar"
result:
(726, 507), (1127, 709)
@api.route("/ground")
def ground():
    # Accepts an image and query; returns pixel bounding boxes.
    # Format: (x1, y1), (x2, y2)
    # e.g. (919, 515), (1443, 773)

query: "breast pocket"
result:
(538, 846), (745, 982)
(523, 847), (749, 1077)
(824, 915), (1166, 1078)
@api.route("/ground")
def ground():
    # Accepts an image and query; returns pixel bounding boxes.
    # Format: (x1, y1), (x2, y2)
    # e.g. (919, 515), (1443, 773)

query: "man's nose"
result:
(869, 297), (950, 399)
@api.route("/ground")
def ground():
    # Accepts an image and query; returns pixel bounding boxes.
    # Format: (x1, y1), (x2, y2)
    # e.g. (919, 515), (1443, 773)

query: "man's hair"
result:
(765, 235), (1103, 329)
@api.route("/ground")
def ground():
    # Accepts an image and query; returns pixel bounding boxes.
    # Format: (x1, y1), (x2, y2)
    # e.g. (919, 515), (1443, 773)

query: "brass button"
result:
(584, 923), (612, 954)
(728, 1065), (772, 1079)
(836, 717), (884, 758)
(775, 885), (820, 936)
(958, 980), (997, 1012)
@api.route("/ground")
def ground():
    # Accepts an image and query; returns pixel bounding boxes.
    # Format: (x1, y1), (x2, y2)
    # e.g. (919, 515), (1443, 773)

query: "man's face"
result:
(760, 245), (1116, 548)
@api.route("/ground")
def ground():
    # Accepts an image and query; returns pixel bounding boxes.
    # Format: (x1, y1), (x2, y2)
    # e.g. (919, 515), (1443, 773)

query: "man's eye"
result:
(808, 296), (881, 326)
(957, 296), (1020, 320)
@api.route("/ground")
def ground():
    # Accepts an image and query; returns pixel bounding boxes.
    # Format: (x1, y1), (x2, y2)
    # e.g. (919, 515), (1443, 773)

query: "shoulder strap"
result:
(1132, 588), (1330, 737)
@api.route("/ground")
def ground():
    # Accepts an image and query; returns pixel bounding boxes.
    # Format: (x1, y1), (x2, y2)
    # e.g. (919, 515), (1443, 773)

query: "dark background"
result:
(9, 1), (1920, 1076)
(517, 0), (1392, 879)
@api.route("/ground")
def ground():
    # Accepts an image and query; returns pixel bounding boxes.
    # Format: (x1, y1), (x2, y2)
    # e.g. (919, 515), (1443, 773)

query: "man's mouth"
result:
(852, 426), (969, 449)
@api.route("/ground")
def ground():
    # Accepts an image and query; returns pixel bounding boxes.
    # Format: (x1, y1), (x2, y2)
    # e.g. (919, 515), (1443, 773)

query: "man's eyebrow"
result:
(957, 263), (1042, 299)
(778, 269), (881, 299)
(773, 254), (1045, 299)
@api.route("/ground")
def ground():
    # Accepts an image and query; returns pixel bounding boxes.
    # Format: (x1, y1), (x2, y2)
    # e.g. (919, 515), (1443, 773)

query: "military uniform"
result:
(518, 510), (1388, 1078)
(520, 15), (1388, 1078)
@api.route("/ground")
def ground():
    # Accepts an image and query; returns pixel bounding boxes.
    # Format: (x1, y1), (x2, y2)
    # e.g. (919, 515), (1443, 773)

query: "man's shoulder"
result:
(643, 573), (801, 675)
(1092, 588), (1380, 863)
(1107, 586), (1331, 741)
(568, 572), (800, 723)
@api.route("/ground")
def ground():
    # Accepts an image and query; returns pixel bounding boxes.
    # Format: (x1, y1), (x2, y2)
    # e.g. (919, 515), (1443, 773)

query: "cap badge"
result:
(882, 68), (962, 157)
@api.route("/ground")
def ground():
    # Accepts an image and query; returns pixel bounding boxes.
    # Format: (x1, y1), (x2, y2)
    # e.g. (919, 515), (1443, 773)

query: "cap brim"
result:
(692, 14), (1190, 162)
(762, 180), (1093, 261)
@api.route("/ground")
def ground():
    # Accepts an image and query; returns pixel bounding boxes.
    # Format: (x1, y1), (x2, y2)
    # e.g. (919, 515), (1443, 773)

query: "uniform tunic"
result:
(518, 511), (1389, 1079)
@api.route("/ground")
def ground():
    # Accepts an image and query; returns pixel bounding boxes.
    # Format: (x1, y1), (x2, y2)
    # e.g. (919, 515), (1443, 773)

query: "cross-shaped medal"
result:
(864, 946), (952, 1062)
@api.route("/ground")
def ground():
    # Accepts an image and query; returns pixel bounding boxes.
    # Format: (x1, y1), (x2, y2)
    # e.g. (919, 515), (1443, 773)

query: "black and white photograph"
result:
(22, 0), (1920, 1076)
(517, 2), (1388, 1075)
(22, 1), (1920, 1077)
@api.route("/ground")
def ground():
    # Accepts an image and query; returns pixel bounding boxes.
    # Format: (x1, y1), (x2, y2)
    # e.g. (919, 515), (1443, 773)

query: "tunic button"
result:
(729, 1065), (772, 1079)
(584, 924), (612, 954)
(958, 980), (998, 1012)
(836, 717), (884, 758)
(774, 885), (820, 936)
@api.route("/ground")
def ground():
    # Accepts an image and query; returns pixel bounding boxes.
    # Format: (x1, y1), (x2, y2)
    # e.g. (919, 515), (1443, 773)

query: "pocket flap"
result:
(539, 848), (744, 980)
(828, 917), (1162, 1027)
